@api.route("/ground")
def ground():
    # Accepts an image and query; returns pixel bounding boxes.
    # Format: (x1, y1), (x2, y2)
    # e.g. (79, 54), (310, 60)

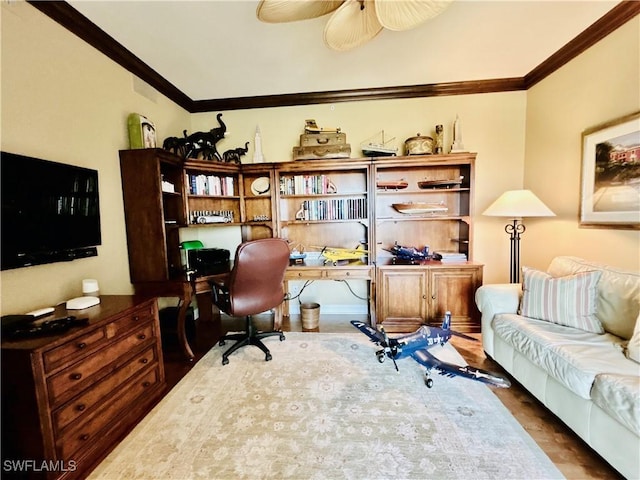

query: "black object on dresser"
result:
(1, 296), (166, 480)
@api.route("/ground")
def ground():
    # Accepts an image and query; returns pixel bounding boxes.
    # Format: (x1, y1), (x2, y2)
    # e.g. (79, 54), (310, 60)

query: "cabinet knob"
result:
(76, 403), (86, 412)
(140, 358), (149, 364)
(133, 315), (140, 322)
(138, 334), (146, 340)
(77, 342), (86, 349)
(142, 381), (151, 388)
(70, 373), (82, 381)
(432, 295), (436, 300)
(422, 295), (426, 299)
(79, 434), (90, 441)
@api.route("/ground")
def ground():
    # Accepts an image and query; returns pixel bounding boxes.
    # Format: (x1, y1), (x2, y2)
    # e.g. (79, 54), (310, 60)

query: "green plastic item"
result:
(127, 113), (156, 149)
(180, 240), (204, 251)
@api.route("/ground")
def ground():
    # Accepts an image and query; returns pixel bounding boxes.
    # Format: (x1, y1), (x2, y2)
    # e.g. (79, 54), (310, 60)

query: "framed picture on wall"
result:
(579, 111), (640, 229)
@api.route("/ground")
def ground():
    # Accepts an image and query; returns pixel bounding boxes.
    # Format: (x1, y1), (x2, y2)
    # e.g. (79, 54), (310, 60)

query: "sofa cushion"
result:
(520, 267), (604, 333)
(547, 256), (640, 339)
(626, 312), (640, 364)
(591, 374), (640, 436)
(492, 314), (639, 399)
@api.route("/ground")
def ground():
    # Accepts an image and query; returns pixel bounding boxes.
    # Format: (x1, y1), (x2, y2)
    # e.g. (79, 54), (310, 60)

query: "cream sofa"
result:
(476, 256), (640, 479)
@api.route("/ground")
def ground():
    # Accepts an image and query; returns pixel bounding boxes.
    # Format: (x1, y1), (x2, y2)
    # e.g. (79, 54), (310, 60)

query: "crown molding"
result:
(28, 1), (639, 113)
(524, 1), (640, 88)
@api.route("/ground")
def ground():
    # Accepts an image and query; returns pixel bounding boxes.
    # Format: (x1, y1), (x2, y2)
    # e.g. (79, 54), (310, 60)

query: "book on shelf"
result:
(280, 174), (334, 195)
(297, 198), (366, 221)
(186, 174), (235, 196)
(435, 251), (467, 263)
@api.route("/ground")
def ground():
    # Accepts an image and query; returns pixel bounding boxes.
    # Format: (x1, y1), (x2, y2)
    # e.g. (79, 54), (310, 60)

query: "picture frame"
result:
(579, 111), (640, 229)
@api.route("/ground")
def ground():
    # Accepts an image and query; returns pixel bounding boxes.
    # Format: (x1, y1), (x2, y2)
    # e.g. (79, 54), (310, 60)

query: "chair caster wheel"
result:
(279, 333), (285, 341)
(265, 353), (272, 362)
(219, 340), (226, 346)
(222, 357), (229, 366)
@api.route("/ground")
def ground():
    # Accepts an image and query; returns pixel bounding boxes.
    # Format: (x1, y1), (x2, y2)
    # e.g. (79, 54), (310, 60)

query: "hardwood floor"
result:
(162, 314), (624, 480)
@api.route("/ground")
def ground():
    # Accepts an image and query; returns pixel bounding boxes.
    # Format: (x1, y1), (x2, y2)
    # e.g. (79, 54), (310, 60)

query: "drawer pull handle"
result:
(79, 434), (90, 441)
(346, 272), (350, 276)
(70, 373), (82, 381)
(133, 315), (140, 321)
(140, 358), (149, 364)
(77, 342), (86, 349)
(76, 404), (86, 412)
(138, 334), (147, 340)
(142, 381), (151, 388)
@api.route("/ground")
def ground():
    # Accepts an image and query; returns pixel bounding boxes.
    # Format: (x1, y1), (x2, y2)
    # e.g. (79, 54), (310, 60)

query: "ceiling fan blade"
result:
(257, 0), (344, 23)
(324, 0), (383, 51)
(375, 0), (453, 31)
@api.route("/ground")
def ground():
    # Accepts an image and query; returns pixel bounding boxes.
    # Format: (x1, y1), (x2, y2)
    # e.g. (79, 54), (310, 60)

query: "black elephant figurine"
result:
(223, 142), (250, 164)
(164, 113), (227, 161)
(162, 131), (188, 157)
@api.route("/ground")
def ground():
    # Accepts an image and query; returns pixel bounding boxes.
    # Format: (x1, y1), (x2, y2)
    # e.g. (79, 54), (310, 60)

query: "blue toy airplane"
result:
(385, 243), (431, 263)
(351, 312), (511, 389)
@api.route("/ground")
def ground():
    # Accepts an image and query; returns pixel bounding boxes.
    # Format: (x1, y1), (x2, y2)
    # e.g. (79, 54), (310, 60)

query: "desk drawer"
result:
(56, 366), (161, 460)
(52, 345), (159, 434)
(47, 324), (154, 406)
(43, 327), (107, 374)
(285, 269), (324, 280)
(324, 268), (372, 279)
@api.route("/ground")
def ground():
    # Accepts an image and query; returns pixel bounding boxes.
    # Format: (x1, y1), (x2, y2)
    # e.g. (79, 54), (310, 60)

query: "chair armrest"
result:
(475, 284), (522, 357)
(209, 273), (231, 312)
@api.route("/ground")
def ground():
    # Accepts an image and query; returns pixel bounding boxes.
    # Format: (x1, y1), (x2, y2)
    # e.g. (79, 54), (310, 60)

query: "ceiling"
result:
(52, 1), (626, 110)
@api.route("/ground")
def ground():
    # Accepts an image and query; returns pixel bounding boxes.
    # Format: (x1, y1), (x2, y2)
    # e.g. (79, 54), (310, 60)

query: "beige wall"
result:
(0, 3), (190, 314)
(1, 2), (637, 316)
(523, 17), (640, 272)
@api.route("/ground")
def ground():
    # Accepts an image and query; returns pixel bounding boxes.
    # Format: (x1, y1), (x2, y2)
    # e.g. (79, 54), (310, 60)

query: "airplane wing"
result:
(411, 348), (511, 388)
(351, 320), (385, 345)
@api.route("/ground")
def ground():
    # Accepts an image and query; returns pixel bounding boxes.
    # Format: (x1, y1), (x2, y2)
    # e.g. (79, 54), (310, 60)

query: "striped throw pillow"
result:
(520, 267), (604, 333)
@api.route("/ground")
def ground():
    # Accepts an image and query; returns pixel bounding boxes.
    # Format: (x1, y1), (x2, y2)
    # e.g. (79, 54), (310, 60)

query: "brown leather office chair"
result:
(210, 238), (290, 365)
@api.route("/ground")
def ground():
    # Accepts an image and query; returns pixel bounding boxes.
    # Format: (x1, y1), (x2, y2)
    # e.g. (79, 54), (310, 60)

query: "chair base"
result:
(218, 315), (285, 365)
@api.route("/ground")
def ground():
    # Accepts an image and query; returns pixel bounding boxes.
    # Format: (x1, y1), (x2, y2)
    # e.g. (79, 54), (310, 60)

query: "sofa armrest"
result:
(475, 284), (522, 357)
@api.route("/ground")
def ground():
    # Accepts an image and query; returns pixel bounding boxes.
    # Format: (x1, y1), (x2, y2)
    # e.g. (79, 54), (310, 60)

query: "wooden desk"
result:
(133, 276), (217, 360)
(284, 260), (375, 323)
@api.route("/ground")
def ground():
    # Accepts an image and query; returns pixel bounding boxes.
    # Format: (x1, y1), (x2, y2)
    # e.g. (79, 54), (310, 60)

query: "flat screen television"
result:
(1, 152), (102, 270)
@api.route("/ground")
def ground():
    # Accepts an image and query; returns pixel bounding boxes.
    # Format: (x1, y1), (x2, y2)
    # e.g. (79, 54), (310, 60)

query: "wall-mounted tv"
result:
(1, 152), (102, 270)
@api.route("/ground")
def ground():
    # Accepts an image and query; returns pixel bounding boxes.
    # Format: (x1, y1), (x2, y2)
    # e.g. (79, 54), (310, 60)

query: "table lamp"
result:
(483, 189), (555, 283)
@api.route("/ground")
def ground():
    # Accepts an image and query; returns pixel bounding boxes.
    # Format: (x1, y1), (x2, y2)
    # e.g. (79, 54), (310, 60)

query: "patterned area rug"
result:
(89, 332), (564, 480)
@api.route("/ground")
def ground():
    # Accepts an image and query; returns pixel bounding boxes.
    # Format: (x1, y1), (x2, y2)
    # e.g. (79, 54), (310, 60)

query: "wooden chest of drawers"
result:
(1, 296), (166, 480)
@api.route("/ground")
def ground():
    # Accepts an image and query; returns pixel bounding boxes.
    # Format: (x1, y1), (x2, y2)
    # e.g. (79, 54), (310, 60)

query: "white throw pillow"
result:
(520, 267), (604, 333)
(626, 312), (640, 364)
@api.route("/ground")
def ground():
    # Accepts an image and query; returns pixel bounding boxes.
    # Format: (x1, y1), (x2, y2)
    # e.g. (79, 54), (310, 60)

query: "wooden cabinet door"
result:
(377, 268), (427, 333)
(428, 266), (482, 332)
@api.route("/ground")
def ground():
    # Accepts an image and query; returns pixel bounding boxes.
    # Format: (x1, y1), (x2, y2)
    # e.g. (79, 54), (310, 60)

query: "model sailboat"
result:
(361, 131), (398, 157)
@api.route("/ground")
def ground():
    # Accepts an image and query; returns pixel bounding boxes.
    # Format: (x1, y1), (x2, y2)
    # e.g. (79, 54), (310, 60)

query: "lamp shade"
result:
(483, 190), (555, 218)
